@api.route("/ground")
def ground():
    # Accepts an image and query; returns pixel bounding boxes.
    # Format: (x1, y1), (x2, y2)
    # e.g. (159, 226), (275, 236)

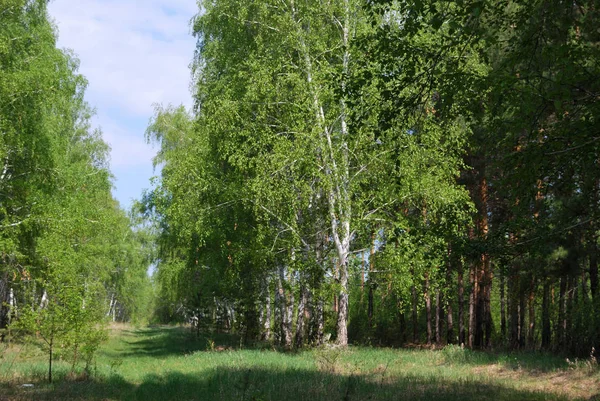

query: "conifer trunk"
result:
(527, 278), (536, 348)
(541, 280), (551, 349)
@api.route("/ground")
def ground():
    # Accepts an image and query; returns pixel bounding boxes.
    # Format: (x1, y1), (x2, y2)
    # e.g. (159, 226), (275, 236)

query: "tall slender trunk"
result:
(557, 275), (567, 349)
(527, 278), (536, 348)
(368, 232), (376, 330)
(541, 280), (551, 349)
(48, 336), (53, 383)
(482, 255), (492, 348)
(590, 240), (598, 299)
(468, 163), (490, 349)
(361, 253), (365, 299)
(435, 290), (442, 345)
(500, 272), (506, 338)
(565, 275), (575, 352)
(509, 257), (520, 349)
(0, 272), (10, 339)
(336, 255), (349, 346)
(332, 0), (352, 347)
(412, 283), (418, 343)
(446, 246), (454, 344)
(286, 269), (295, 346)
(518, 291), (525, 348)
(424, 274), (432, 344)
(468, 261), (477, 348)
(398, 311), (407, 344)
(310, 237), (325, 345)
(368, 284), (374, 330)
(295, 285), (309, 348)
(292, 0), (354, 347)
(457, 259), (465, 345)
(313, 297), (324, 345)
(277, 265), (292, 348)
(261, 278), (271, 341)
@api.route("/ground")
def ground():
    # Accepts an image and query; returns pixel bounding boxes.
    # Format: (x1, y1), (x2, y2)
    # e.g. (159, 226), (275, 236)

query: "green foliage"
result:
(1, 0), (153, 381)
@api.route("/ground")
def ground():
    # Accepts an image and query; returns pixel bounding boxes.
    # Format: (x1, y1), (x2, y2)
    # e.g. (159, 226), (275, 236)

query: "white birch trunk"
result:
(278, 264), (293, 347)
(39, 290), (48, 310)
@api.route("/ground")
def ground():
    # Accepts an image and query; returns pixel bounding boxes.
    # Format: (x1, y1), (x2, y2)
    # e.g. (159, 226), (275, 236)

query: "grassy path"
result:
(1, 325), (598, 400)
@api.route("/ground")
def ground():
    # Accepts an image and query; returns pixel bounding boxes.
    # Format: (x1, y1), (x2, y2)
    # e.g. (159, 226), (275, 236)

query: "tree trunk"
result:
(590, 241), (598, 299)
(445, 247), (454, 344)
(467, 162), (491, 349)
(541, 280), (551, 349)
(286, 269), (294, 347)
(457, 259), (465, 345)
(482, 256), (492, 348)
(557, 276), (567, 349)
(412, 283), (418, 343)
(310, 236), (325, 346)
(425, 274), (432, 344)
(336, 260), (349, 346)
(368, 231), (376, 330)
(0, 272), (10, 340)
(368, 283), (374, 330)
(295, 285), (308, 348)
(509, 261), (520, 349)
(290, 0), (353, 348)
(48, 337), (53, 383)
(398, 311), (407, 345)
(313, 296), (324, 345)
(261, 278), (271, 341)
(500, 272), (506, 338)
(277, 265), (292, 348)
(527, 278), (536, 348)
(468, 261), (477, 348)
(565, 275), (575, 352)
(361, 253), (365, 299)
(519, 291), (526, 348)
(435, 290), (442, 345)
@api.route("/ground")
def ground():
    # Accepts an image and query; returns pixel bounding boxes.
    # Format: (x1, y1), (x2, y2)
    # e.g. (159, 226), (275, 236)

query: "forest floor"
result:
(0, 324), (599, 400)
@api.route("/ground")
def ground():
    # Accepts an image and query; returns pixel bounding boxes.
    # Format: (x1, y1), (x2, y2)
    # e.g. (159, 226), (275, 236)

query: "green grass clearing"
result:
(1, 325), (598, 400)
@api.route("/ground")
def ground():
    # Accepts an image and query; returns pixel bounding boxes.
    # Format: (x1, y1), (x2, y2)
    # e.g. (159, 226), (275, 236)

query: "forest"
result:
(144, 0), (600, 355)
(0, 0), (154, 378)
(1, 0), (600, 396)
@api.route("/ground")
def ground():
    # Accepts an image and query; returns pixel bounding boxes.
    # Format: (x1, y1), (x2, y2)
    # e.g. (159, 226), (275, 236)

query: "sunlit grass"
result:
(1, 325), (598, 400)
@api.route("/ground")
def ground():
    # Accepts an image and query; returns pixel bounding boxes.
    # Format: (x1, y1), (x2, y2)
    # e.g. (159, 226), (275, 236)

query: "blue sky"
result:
(48, 0), (197, 209)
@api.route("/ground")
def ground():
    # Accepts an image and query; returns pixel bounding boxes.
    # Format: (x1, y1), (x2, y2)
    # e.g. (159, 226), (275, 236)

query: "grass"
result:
(0, 325), (598, 400)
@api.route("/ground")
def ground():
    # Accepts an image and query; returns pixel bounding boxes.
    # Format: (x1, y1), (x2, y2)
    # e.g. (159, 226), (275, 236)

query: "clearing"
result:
(0, 325), (598, 400)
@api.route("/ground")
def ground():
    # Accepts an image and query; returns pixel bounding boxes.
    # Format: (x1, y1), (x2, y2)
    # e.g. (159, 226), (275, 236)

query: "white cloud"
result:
(47, 0), (197, 206)
(49, 0), (197, 116)
(96, 115), (156, 169)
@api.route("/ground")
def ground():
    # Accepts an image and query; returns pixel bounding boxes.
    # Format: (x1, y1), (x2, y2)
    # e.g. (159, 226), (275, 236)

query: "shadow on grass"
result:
(439, 345), (575, 372)
(0, 365), (580, 401)
(99, 326), (242, 359)
(105, 326), (575, 373)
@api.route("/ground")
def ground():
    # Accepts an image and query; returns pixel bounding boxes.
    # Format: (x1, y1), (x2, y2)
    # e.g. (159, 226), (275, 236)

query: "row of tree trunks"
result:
(265, 253), (327, 348)
(259, 253), (595, 351)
